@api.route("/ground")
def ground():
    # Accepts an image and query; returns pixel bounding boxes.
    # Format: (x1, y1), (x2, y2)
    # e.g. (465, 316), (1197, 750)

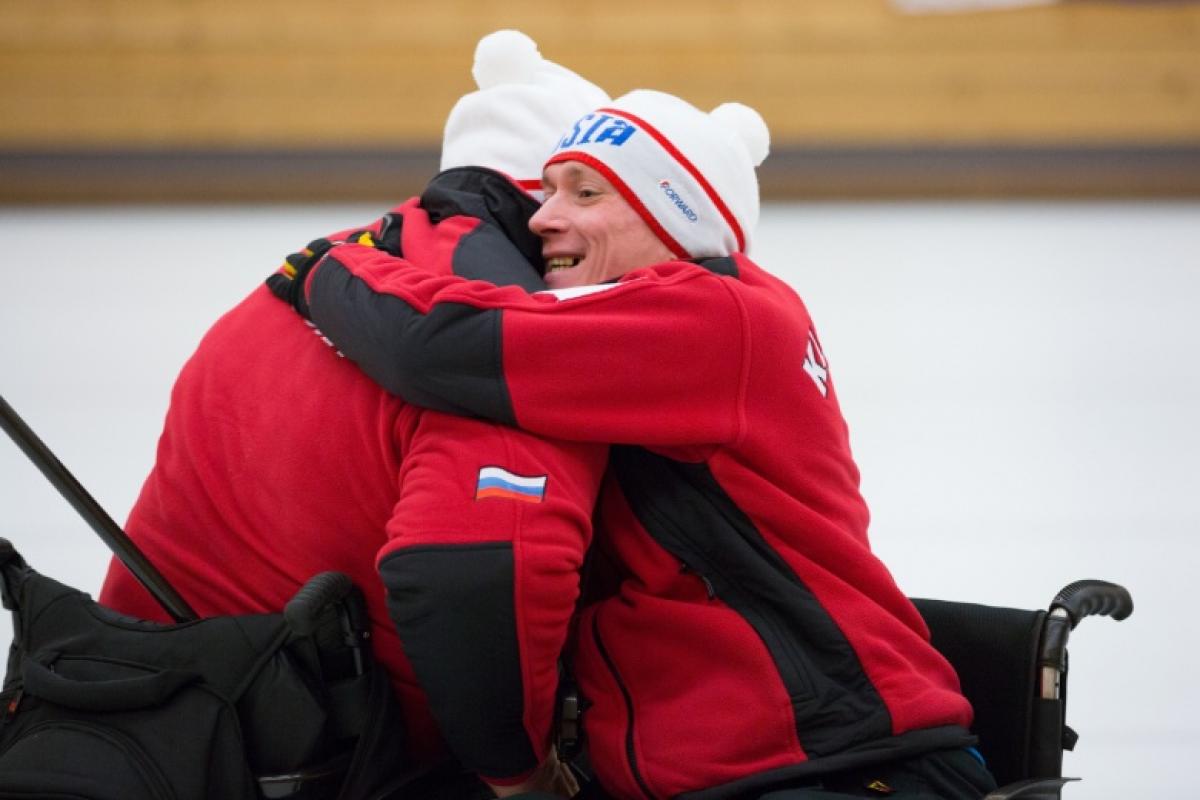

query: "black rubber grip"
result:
(285, 571), (354, 636)
(1051, 580), (1134, 629)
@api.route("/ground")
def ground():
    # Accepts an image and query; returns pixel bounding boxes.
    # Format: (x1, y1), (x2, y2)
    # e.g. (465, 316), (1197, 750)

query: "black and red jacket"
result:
(294, 240), (977, 799)
(100, 168), (608, 786)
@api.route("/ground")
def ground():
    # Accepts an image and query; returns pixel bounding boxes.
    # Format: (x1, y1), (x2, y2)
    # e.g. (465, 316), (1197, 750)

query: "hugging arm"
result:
(381, 410), (607, 788)
(301, 244), (749, 446)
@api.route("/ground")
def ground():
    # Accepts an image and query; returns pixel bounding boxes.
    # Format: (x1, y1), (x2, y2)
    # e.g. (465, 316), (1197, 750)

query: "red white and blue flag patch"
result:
(475, 466), (547, 504)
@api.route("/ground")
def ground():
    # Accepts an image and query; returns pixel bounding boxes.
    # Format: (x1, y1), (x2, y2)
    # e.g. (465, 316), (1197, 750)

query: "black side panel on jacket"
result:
(308, 257), (518, 426)
(610, 446), (893, 758)
(378, 542), (536, 779)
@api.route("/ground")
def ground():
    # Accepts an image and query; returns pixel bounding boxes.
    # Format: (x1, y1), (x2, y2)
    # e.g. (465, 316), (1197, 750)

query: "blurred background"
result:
(2, 0), (1198, 201)
(1, 2), (1198, 798)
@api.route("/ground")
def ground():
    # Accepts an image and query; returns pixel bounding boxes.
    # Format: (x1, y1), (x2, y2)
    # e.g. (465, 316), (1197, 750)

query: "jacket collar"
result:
(421, 167), (544, 272)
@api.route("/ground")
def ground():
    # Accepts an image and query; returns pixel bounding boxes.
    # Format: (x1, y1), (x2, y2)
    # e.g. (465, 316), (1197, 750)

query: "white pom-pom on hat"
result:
(442, 30), (609, 185)
(709, 102), (770, 167)
(472, 29), (543, 90)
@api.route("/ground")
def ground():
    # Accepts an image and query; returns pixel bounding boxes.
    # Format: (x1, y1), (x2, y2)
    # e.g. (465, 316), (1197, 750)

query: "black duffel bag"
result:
(0, 538), (410, 800)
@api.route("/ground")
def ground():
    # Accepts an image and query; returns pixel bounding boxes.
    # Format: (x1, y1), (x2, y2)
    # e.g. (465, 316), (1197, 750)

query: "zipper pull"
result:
(679, 562), (716, 599)
(2, 688), (22, 723)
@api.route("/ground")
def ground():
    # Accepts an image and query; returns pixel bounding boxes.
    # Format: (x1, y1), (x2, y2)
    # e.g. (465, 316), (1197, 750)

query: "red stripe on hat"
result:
(597, 106), (746, 253)
(499, 175), (545, 198)
(481, 172), (548, 201)
(547, 150), (691, 260)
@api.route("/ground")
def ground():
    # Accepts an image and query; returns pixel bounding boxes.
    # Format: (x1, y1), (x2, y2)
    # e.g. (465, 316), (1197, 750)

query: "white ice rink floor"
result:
(2, 201), (1197, 797)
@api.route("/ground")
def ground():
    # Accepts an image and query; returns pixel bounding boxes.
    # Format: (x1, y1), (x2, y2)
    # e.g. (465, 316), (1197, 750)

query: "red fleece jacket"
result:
(100, 172), (607, 783)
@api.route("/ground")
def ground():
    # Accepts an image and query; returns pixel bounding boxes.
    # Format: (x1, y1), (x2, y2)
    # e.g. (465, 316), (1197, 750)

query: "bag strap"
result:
(22, 655), (200, 712)
(0, 539), (27, 614)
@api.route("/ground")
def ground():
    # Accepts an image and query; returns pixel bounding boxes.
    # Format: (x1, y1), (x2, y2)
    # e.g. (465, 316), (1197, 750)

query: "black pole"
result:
(0, 394), (198, 622)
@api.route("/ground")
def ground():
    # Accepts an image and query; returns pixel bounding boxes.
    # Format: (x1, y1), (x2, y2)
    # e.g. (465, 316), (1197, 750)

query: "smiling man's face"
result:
(530, 161), (676, 290)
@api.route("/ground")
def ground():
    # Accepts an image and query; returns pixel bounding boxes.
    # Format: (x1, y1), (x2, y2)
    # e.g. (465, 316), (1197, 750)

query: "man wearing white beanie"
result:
(282, 87), (998, 799)
(101, 31), (612, 799)
(441, 30), (609, 197)
(543, 89), (767, 263)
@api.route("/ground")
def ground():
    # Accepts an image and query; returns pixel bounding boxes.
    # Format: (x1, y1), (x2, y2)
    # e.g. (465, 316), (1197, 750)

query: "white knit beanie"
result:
(440, 30), (610, 195)
(546, 89), (770, 258)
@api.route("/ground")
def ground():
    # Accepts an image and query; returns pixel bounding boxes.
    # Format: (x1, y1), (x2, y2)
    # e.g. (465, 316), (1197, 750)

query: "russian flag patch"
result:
(475, 466), (547, 504)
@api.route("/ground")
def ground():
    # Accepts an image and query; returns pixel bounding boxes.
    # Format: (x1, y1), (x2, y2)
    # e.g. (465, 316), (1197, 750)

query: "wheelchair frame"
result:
(914, 580), (1133, 800)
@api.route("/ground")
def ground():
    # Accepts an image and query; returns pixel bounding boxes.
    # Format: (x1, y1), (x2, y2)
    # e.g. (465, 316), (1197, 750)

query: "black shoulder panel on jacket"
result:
(422, 167), (545, 272)
(378, 542), (537, 779)
(693, 256), (739, 279)
(610, 445), (892, 758)
(453, 223), (547, 293)
(308, 257), (518, 425)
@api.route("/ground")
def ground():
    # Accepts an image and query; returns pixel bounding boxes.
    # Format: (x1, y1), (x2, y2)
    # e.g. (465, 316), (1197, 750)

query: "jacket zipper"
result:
(637, 490), (818, 706)
(591, 612), (655, 800)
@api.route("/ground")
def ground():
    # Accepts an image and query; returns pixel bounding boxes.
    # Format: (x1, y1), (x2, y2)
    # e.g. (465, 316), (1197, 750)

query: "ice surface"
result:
(2, 200), (1196, 797)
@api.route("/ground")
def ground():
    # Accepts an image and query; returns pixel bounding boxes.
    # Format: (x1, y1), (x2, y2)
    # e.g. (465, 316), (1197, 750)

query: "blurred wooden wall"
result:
(1, 0), (1198, 201)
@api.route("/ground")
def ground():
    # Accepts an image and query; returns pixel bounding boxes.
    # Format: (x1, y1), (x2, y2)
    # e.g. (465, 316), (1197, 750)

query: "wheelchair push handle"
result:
(1051, 580), (1133, 629)
(1039, 579), (1133, 700)
(284, 571), (354, 636)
